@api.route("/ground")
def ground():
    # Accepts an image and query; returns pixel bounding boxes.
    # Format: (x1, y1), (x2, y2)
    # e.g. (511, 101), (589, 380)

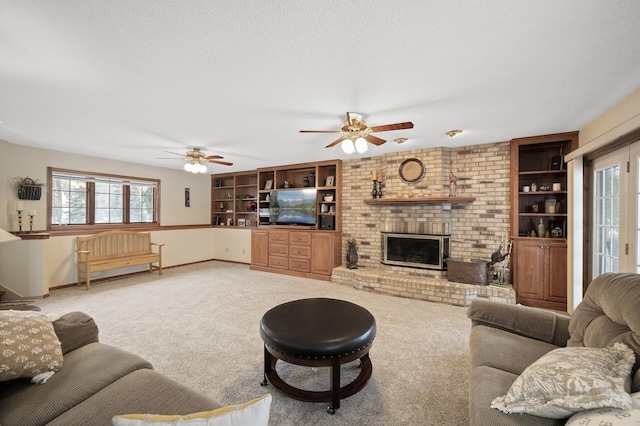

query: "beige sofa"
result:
(0, 311), (221, 426)
(468, 273), (640, 425)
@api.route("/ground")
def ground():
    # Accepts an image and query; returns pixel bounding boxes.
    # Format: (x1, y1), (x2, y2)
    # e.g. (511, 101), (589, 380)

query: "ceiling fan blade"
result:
(163, 150), (187, 157)
(205, 155), (223, 160)
(300, 130), (339, 133)
(207, 159), (233, 166)
(365, 134), (386, 146)
(369, 122), (414, 132)
(325, 136), (345, 148)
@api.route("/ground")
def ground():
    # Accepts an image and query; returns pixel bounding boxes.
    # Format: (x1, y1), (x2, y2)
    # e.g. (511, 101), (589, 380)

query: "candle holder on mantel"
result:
(371, 180), (378, 199)
(28, 214), (35, 233)
(17, 209), (24, 233)
(377, 181), (383, 198)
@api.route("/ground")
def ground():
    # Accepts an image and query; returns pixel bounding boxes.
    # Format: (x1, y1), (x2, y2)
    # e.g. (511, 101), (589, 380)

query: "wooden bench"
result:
(76, 231), (163, 289)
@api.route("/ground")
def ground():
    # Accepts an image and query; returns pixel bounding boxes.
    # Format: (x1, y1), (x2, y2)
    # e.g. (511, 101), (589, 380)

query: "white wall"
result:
(0, 141), (212, 229)
(0, 141), (251, 298)
(566, 87), (640, 312)
(578, 87), (640, 150)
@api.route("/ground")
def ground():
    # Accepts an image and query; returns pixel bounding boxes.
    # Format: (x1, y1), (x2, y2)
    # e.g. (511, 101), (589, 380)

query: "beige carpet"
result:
(37, 261), (471, 425)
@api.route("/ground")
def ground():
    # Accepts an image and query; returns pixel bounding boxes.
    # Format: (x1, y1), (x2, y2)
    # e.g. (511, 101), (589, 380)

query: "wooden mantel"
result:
(363, 197), (475, 205)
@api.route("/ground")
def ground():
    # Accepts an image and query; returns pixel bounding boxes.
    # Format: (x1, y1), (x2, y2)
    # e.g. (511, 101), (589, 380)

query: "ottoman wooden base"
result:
(261, 343), (373, 413)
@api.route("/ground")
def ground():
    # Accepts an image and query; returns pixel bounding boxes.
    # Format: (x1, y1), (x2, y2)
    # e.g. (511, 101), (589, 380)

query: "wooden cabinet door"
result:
(514, 240), (545, 300)
(546, 241), (567, 302)
(311, 233), (334, 276)
(251, 230), (269, 267)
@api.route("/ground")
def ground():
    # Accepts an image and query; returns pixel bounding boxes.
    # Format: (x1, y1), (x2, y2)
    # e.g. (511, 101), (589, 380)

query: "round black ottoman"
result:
(259, 298), (376, 413)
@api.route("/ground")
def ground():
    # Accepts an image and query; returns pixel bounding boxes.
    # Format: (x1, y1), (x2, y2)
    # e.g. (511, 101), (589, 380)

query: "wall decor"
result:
(14, 176), (44, 200)
(184, 188), (190, 207)
(399, 158), (424, 182)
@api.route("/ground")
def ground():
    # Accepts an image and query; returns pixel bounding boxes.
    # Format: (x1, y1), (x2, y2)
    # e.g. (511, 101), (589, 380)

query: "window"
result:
(49, 168), (159, 228)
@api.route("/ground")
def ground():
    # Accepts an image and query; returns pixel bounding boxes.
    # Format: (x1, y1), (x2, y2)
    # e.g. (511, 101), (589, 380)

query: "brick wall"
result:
(341, 141), (511, 277)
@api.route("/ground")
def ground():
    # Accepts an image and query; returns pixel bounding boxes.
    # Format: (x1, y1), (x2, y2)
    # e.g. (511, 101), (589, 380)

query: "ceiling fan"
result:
(300, 112), (414, 154)
(159, 148), (233, 173)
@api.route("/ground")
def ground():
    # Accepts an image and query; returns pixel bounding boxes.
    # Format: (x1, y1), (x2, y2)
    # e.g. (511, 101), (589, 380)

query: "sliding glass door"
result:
(591, 142), (640, 277)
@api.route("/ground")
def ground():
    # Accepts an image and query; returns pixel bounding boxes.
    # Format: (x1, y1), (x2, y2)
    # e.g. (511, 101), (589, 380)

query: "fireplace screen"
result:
(382, 233), (449, 270)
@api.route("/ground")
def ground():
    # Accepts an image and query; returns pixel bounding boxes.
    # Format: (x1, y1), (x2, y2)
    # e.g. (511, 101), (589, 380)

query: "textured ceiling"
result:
(1, 1), (640, 173)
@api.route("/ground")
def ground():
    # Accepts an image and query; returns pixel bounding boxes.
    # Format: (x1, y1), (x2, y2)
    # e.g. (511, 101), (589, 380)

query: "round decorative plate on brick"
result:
(399, 158), (424, 182)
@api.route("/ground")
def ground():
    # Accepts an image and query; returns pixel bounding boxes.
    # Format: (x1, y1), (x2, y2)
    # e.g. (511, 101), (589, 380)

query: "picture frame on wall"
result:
(325, 176), (334, 187)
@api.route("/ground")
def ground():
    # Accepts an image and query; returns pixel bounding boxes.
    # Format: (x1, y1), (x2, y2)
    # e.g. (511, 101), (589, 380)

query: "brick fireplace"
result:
(332, 141), (516, 306)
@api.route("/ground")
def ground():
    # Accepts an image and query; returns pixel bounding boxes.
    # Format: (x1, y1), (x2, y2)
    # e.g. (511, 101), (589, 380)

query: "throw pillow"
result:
(491, 343), (635, 419)
(112, 394), (272, 426)
(0, 310), (63, 383)
(566, 391), (640, 425)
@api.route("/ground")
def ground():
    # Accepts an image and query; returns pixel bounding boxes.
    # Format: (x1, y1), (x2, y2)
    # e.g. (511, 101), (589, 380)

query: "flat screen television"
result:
(269, 188), (317, 226)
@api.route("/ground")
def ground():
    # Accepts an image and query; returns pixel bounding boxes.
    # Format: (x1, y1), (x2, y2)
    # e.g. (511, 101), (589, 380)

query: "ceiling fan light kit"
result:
(301, 112), (413, 154)
(341, 139), (355, 154)
(160, 147), (233, 173)
(354, 137), (368, 153)
(184, 160), (207, 173)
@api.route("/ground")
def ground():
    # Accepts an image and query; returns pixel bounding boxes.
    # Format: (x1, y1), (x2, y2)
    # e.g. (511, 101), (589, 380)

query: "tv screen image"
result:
(269, 189), (317, 225)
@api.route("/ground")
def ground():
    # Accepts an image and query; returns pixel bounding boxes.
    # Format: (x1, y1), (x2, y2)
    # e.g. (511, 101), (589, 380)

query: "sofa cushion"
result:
(52, 311), (99, 354)
(47, 368), (223, 426)
(470, 366), (563, 426)
(470, 324), (559, 375)
(0, 342), (153, 426)
(491, 343), (635, 419)
(0, 310), (63, 383)
(468, 298), (570, 346)
(568, 273), (640, 373)
(111, 393), (271, 426)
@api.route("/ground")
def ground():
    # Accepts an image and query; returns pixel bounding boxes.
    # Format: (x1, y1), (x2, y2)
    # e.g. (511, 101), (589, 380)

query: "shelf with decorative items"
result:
(364, 197), (475, 205)
(510, 131), (578, 311)
(513, 152), (573, 239)
(256, 159), (341, 231)
(211, 172), (258, 227)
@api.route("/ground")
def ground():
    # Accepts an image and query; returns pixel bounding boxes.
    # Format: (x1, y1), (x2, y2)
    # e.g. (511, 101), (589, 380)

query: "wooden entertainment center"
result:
(211, 159), (342, 281)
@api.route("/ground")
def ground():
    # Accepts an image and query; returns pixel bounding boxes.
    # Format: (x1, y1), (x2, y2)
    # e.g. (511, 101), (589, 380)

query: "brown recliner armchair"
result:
(467, 272), (640, 426)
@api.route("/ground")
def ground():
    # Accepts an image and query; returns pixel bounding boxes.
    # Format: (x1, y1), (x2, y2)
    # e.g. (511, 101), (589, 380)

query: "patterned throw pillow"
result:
(0, 310), (63, 383)
(566, 392), (640, 425)
(491, 343), (635, 419)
